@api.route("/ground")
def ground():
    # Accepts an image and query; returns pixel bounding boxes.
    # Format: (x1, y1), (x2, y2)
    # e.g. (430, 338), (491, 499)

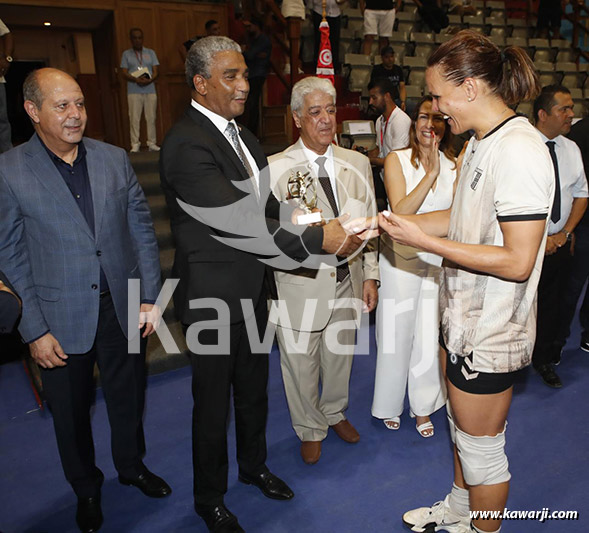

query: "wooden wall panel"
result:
(158, 7), (190, 74)
(77, 74), (105, 140)
(0, 0), (228, 148)
(166, 79), (191, 125)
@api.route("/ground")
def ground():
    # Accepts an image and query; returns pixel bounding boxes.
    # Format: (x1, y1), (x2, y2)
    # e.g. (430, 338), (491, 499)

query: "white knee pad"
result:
(446, 400), (456, 444)
(455, 426), (511, 486)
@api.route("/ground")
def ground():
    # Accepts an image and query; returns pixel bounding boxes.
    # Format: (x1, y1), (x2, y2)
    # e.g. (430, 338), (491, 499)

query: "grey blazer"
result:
(0, 134), (161, 353)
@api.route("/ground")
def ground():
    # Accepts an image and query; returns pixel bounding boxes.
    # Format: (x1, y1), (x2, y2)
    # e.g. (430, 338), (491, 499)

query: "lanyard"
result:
(134, 49), (143, 66)
(380, 111), (392, 148)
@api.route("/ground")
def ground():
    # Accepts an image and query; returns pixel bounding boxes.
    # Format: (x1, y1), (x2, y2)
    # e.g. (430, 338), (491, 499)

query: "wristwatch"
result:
(562, 229), (572, 241)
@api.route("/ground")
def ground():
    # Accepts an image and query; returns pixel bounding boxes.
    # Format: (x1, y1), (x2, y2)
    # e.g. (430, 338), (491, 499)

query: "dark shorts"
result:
(440, 334), (520, 394)
(537, 0), (562, 29)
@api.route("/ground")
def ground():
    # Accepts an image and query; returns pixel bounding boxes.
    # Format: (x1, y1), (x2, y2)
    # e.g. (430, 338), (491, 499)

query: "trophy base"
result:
(297, 212), (322, 225)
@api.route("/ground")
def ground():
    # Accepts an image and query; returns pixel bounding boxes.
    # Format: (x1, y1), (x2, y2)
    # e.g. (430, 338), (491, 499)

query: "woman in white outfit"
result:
(372, 95), (457, 437)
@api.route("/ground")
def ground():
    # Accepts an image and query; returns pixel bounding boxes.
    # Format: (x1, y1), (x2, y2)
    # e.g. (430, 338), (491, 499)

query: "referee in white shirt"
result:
(532, 85), (588, 388)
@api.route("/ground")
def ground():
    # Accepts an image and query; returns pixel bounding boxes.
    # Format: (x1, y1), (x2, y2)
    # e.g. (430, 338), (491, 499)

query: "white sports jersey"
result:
(440, 116), (554, 373)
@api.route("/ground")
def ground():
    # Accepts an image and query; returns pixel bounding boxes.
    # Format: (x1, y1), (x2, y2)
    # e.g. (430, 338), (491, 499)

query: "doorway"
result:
(5, 60), (45, 145)
(1, 4), (120, 147)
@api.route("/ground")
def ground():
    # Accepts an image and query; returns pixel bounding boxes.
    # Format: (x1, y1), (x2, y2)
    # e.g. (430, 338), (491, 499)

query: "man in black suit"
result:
(556, 116), (589, 352)
(160, 36), (362, 533)
(0, 269), (20, 334)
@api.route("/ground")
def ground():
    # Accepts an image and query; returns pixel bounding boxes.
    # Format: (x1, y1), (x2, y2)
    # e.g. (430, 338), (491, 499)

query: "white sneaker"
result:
(130, 144), (140, 153)
(403, 495), (470, 532)
(147, 143), (160, 152)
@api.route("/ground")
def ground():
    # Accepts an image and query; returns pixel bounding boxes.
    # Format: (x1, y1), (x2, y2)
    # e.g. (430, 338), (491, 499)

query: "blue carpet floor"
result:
(1, 319), (588, 533)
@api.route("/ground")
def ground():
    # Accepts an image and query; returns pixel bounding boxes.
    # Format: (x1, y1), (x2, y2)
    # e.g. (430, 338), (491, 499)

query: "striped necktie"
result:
(316, 156), (349, 282)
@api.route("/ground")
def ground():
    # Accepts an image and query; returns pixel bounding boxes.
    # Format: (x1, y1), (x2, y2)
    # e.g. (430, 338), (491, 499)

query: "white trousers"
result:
(372, 246), (446, 419)
(127, 93), (157, 147)
(276, 277), (357, 441)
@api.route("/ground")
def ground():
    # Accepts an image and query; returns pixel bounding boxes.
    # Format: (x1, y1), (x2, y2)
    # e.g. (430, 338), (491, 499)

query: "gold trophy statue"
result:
(286, 171), (322, 224)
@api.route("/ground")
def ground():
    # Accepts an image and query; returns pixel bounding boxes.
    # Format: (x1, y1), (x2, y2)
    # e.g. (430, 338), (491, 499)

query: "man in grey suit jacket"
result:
(0, 68), (170, 533)
(268, 77), (379, 465)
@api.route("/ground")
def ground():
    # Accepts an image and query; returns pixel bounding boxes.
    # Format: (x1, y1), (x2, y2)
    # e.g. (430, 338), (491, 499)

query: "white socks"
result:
(448, 482), (470, 517)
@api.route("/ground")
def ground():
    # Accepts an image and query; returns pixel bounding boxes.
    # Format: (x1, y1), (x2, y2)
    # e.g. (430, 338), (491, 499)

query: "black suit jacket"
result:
(0, 269), (21, 334)
(160, 105), (323, 325)
(568, 117), (589, 228)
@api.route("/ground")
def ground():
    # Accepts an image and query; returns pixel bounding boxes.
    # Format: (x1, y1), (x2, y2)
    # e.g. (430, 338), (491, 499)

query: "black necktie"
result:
(316, 156), (349, 282)
(546, 141), (561, 224)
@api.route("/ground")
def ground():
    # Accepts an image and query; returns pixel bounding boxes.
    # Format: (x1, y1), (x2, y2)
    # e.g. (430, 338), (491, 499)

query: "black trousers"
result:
(41, 293), (147, 499)
(532, 241), (573, 368)
(186, 295), (269, 506)
(556, 224), (589, 344)
(418, 3), (449, 34)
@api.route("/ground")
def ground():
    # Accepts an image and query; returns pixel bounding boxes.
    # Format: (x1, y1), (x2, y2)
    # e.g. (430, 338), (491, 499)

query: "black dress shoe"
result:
(194, 502), (245, 532)
(536, 364), (562, 389)
(581, 332), (589, 352)
(118, 469), (172, 498)
(76, 496), (103, 533)
(238, 470), (294, 500)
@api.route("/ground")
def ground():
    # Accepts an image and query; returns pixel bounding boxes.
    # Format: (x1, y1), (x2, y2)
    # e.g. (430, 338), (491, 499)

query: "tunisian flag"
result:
(316, 19), (335, 85)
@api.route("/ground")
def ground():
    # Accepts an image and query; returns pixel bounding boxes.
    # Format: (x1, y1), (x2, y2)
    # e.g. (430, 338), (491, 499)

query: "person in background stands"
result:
(412, 0), (449, 34)
(361, 0), (400, 56)
(0, 18), (14, 153)
(534, 0), (564, 39)
(0, 68), (169, 533)
(180, 19), (222, 62)
(369, 46), (407, 111)
(531, 85), (588, 389)
(120, 28), (160, 153)
(241, 17), (272, 137)
(557, 116), (589, 352)
(281, 0), (306, 75)
(366, 78), (411, 179)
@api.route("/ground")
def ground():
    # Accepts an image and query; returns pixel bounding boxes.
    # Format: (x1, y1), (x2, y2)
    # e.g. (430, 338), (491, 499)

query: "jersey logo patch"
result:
(461, 355), (480, 380)
(470, 167), (483, 190)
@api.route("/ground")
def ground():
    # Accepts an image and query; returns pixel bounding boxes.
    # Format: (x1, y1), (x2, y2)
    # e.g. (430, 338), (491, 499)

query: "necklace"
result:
(477, 107), (513, 140)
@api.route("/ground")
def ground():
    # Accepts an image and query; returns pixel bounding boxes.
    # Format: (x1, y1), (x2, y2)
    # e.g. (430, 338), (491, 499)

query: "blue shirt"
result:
(120, 47), (159, 94)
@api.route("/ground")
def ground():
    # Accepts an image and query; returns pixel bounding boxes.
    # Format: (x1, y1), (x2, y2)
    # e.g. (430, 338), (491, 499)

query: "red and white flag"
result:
(316, 20), (334, 85)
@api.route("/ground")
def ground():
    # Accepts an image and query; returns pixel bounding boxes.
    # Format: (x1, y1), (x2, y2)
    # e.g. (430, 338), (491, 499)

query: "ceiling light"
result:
(44, 22), (51, 26)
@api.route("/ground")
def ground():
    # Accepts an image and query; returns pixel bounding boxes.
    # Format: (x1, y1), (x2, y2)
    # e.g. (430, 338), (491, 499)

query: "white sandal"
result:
(384, 417), (401, 430)
(416, 421), (434, 438)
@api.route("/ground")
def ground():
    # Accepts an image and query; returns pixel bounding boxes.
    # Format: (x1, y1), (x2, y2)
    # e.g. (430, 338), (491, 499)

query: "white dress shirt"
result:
(538, 130), (588, 235)
(376, 105), (411, 159)
(301, 142), (340, 212)
(191, 100), (260, 193)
